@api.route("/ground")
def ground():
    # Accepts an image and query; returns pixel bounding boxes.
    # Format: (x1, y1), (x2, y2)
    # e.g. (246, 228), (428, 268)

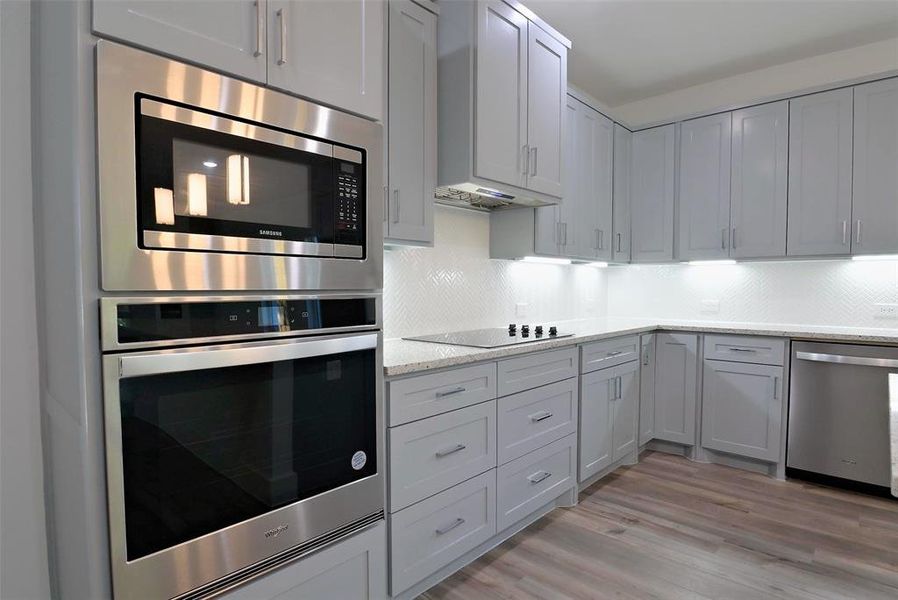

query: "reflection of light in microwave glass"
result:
(153, 187), (175, 225)
(227, 154), (251, 205)
(202, 160), (218, 168)
(187, 173), (208, 216)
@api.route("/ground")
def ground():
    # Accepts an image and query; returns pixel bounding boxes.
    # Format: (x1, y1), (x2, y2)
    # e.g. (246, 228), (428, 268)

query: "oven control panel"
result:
(114, 298), (377, 345)
(335, 160), (364, 248)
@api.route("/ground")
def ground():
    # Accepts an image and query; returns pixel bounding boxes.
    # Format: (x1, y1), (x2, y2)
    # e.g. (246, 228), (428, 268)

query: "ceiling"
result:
(526, 0), (898, 107)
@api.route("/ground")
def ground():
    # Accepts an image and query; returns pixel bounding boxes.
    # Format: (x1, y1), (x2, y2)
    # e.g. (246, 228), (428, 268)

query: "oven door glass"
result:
(136, 98), (366, 257)
(117, 342), (377, 561)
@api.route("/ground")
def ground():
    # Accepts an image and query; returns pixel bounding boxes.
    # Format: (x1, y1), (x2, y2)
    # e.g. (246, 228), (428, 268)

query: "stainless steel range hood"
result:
(434, 183), (557, 211)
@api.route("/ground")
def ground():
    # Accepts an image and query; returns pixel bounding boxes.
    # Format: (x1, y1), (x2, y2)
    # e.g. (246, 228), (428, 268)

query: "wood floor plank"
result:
(417, 452), (898, 600)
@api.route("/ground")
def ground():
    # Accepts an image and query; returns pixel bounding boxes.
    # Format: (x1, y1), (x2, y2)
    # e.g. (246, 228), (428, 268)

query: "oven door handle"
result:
(118, 333), (377, 378)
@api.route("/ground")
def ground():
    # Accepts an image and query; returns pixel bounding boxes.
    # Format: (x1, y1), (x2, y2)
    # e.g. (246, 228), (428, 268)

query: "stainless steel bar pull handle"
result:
(856, 220), (862, 245)
(795, 351), (898, 369)
(617, 232), (622, 252)
(391, 189), (400, 223)
(721, 228), (727, 250)
(731, 227), (736, 249)
(435, 517), (465, 535)
(529, 411), (553, 423)
(842, 220), (848, 245)
(435, 387), (465, 398)
(277, 8), (287, 65)
(254, 0), (264, 56)
(435, 443), (466, 458)
(527, 471), (552, 484)
(521, 145), (530, 175)
(530, 147), (538, 176)
(642, 347), (650, 366)
(606, 350), (622, 357)
(562, 222), (568, 246)
(729, 347), (756, 353)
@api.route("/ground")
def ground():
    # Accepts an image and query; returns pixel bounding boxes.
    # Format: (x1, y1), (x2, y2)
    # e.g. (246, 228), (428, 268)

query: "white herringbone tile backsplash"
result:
(384, 206), (898, 338)
(383, 206), (607, 339)
(606, 259), (898, 328)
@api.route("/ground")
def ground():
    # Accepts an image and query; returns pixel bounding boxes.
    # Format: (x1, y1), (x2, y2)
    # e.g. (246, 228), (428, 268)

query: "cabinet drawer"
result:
(703, 335), (785, 366)
(390, 470), (496, 595)
(389, 401), (496, 512)
(497, 378), (578, 465)
(581, 336), (639, 373)
(497, 347), (578, 397)
(496, 434), (576, 531)
(388, 363), (497, 426)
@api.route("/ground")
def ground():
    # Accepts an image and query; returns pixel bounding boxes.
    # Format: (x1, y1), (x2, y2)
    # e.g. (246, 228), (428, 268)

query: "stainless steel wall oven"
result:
(100, 295), (383, 599)
(96, 41), (383, 292)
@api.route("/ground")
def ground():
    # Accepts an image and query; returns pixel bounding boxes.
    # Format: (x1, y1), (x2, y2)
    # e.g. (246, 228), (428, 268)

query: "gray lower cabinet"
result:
(852, 77), (898, 256)
(223, 522), (386, 600)
(579, 359), (638, 481)
(676, 113), (732, 261)
(630, 124), (676, 262)
(701, 360), (783, 462)
(497, 347), (578, 397)
(730, 101), (788, 259)
(638, 334), (656, 446)
(612, 124), (632, 262)
(389, 470), (496, 595)
(388, 401), (496, 512)
(787, 88), (853, 256)
(387, 363), (497, 427)
(386, 0), (437, 245)
(653, 333), (698, 446)
(496, 433), (576, 531)
(497, 377), (578, 465)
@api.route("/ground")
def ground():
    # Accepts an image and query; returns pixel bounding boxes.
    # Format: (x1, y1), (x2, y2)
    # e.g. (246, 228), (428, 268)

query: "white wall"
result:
(606, 260), (898, 329)
(383, 206), (607, 339)
(612, 37), (898, 128)
(0, 1), (51, 598)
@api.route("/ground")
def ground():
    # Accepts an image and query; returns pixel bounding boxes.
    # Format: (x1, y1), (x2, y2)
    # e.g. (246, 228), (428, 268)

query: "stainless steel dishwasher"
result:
(788, 341), (898, 490)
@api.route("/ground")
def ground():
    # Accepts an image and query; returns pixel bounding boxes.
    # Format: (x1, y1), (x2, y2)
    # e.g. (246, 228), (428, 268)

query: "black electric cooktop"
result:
(405, 324), (572, 349)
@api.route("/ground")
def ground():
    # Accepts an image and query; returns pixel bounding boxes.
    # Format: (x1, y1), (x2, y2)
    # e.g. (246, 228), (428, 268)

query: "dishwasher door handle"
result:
(795, 351), (898, 369)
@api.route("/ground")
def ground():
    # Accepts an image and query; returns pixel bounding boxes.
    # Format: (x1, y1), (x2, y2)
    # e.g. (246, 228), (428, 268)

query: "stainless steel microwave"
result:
(96, 42), (383, 292)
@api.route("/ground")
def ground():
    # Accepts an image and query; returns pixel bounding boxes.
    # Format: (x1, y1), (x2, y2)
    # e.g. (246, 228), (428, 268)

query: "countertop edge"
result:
(384, 322), (898, 377)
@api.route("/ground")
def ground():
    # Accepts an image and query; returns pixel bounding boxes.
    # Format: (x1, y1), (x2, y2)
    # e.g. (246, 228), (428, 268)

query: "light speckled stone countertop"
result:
(384, 317), (898, 377)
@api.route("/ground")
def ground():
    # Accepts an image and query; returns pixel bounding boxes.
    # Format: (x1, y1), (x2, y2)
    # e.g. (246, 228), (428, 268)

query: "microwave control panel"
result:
(335, 161), (363, 247)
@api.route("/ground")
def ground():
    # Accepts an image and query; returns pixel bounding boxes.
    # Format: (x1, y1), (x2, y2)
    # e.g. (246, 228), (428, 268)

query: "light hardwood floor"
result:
(419, 451), (898, 600)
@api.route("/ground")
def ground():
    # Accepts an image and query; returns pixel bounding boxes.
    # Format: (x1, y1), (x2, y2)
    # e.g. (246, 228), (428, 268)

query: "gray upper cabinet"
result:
(677, 113), (732, 261)
(386, 0), (437, 245)
(93, 0), (269, 83)
(653, 333), (698, 446)
(787, 88), (853, 256)
(631, 125), (676, 263)
(474, 0), (529, 190)
(438, 1), (569, 204)
(612, 124), (632, 263)
(268, 0), (384, 120)
(730, 101), (788, 259)
(852, 77), (898, 256)
(525, 24), (567, 198)
(701, 360), (783, 462)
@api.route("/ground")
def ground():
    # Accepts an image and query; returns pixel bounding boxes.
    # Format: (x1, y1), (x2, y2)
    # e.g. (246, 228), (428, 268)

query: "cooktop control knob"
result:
(508, 323), (517, 335)
(549, 326), (557, 336)
(521, 324), (529, 337)
(535, 325), (543, 337)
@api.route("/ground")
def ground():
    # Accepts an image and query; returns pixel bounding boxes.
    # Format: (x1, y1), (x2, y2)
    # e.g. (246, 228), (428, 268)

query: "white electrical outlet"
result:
(874, 303), (898, 319)
(515, 302), (529, 317)
(700, 299), (720, 314)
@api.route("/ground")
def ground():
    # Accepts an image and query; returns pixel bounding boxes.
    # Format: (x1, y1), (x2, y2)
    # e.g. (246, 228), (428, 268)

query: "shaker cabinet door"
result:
(525, 24), (566, 198)
(612, 124), (633, 263)
(387, 0), (437, 244)
(730, 101), (788, 259)
(579, 368), (614, 481)
(474, 0), (529, 189)
(852, 77), (898, 256)
(268, 0), (384, 120)
(653, 333), (698, 446)
(630, 125), (676, 263)
(93, 0), (269, 83)
(787, 88), (853, 256)
(611, 363), (639, 462)
(677, 113), (732, 261)
(638, 334), (656, 446)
